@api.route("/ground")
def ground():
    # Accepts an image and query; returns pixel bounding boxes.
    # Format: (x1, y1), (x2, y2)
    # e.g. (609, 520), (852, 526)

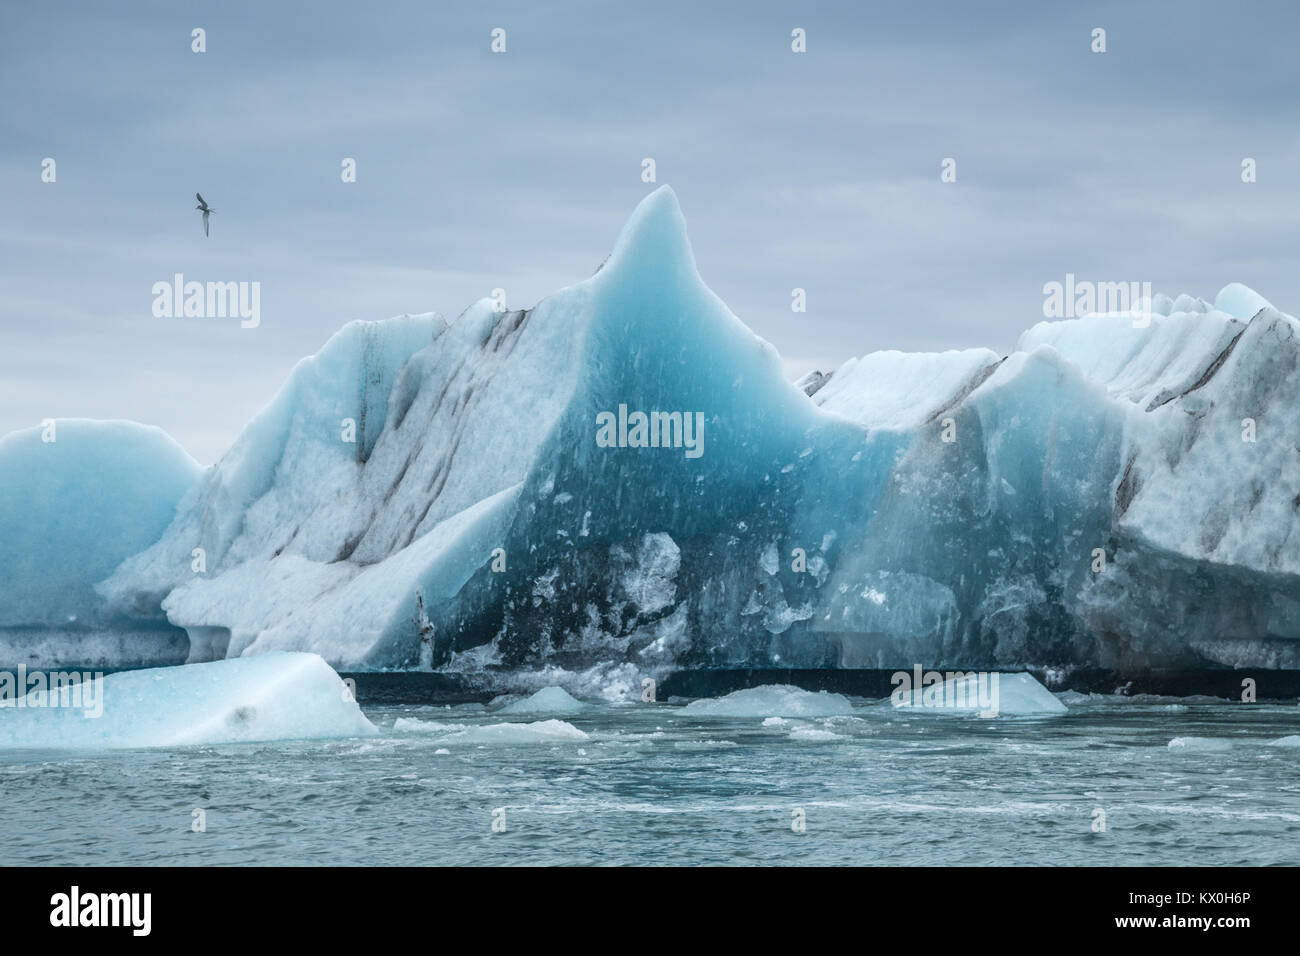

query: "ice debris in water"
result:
(392, 718), (468, 734)
(682, 684), (855, 717)
(1167, 735), (1300, 751)
(434, 720), (590, 744)
(393, 715), (588, 743)
(788, 727), (845, 742)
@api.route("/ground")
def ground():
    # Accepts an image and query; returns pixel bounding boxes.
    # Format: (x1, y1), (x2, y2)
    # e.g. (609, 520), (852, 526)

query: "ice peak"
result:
(598, 185), (699, 285)
(1214, 282), (1274, 320)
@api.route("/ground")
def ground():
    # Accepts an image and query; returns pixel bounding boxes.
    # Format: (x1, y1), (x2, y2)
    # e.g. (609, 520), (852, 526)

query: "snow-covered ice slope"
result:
(6, 186), (1299, 675)
(812, 348), (1001, 430)
(0, 652), (375, 748)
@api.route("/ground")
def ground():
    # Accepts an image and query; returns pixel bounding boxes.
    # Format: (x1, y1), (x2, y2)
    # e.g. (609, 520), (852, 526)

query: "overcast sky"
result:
(3, 0), (1298, 462)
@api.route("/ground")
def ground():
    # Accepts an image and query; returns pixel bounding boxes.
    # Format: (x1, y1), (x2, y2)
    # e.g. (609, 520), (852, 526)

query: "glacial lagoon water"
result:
(2, 693), (1298, 866)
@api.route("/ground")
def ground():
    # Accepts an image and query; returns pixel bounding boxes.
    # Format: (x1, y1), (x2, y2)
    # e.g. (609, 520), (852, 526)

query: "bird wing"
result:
(196, 192), (205, 206)
(203, 210), (209, 236)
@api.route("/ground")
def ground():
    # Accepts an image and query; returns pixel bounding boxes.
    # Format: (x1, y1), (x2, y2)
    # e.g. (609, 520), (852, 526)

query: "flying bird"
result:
(195, 192), (213, 236)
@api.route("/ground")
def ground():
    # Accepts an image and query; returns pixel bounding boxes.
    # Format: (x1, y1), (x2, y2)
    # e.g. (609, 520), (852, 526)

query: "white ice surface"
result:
(813, 349), (1000, 430)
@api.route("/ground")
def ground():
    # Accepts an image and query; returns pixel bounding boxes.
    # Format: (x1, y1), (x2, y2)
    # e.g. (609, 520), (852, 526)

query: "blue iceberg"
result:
(0, 420), (201, 666)
(3, 186), (1298, 682)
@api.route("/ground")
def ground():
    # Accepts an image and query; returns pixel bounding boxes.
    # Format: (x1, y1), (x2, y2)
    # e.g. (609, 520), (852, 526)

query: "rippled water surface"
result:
(2, 696), (1297, 865)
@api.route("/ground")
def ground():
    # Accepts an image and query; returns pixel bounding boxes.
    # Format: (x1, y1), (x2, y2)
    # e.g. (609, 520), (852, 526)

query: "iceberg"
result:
(0, 652), (376, 749)
(4, 185), (1299, 677)
(0, 420), (201, 667)
(88, 186), (850, 674)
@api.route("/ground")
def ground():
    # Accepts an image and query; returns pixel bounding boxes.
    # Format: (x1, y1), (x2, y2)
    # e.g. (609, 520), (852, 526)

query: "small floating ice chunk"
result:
(0, 652), (376, 749)
(436, 719), (589, 744)
(893, 672), (1067, 715)
(1055, 690), (1100, 705)
(1168, 736), (1233, 751)
(682, 684), (854, 717)
(497, 686), (585, 716)
(1267, 735), (1300, 748)
(788, 727), (844, 741)
(393, 718), (468, 734)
